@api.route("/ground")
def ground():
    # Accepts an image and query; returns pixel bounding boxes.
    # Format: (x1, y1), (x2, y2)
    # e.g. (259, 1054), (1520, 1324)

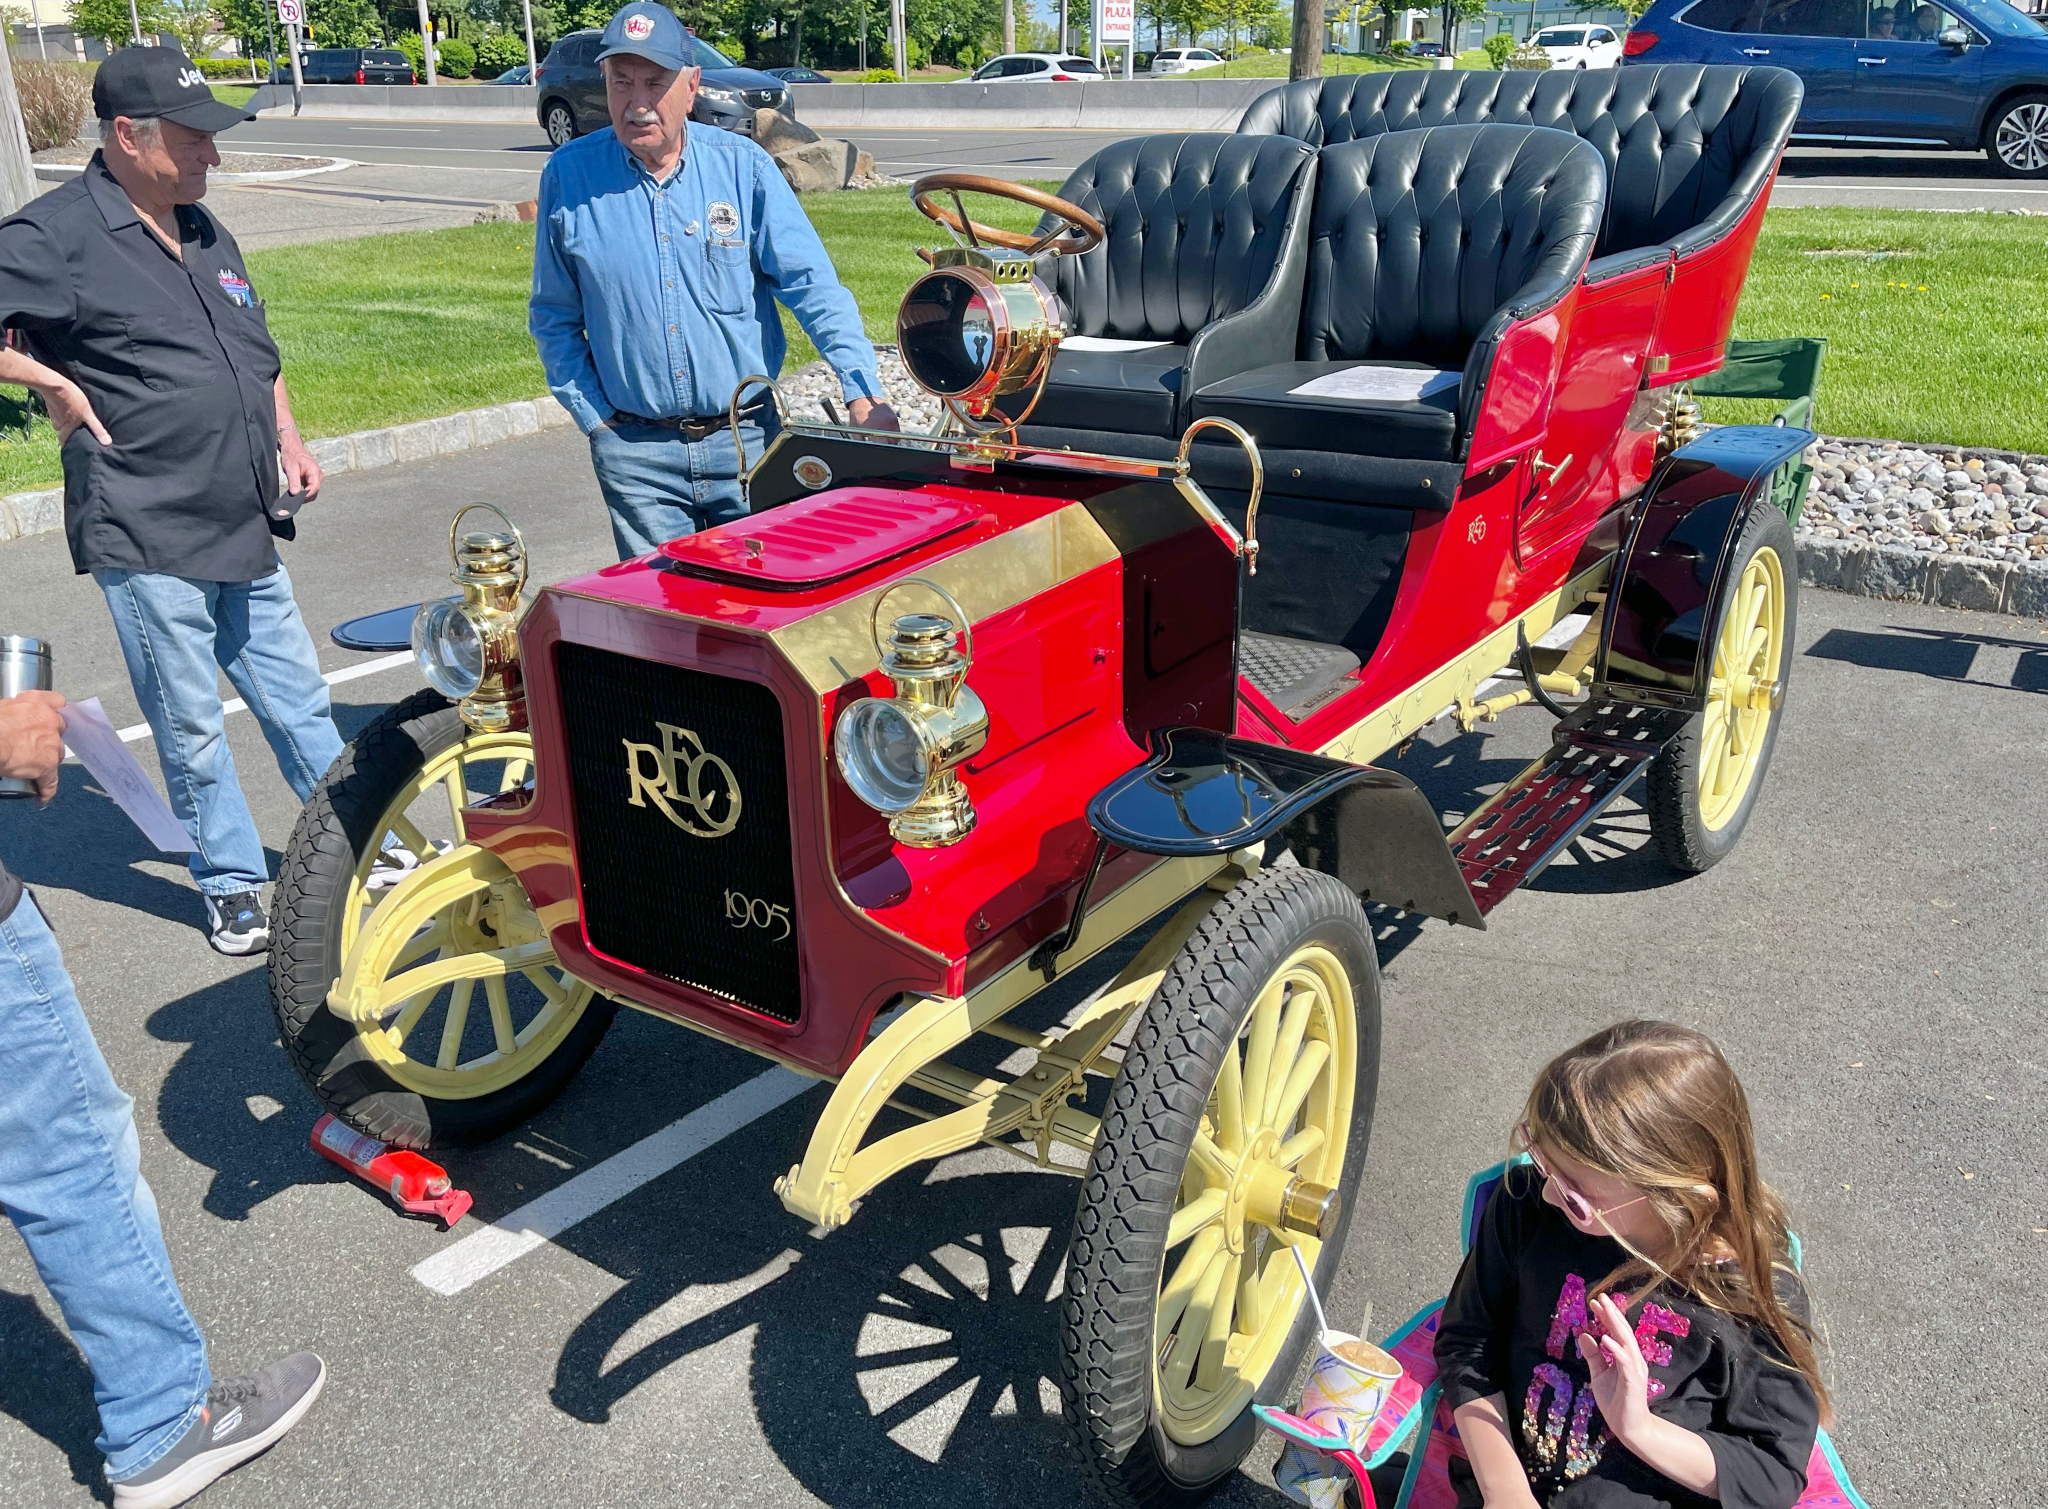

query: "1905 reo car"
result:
(272, 64), (1813, 1506)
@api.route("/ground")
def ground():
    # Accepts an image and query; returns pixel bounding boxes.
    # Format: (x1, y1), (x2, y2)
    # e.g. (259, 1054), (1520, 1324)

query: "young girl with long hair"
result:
(1433, 1021), (1827, 1509)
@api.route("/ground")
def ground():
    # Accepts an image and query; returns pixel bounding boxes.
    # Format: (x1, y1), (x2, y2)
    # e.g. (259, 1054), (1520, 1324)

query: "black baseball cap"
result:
(93, 46), (254, 131)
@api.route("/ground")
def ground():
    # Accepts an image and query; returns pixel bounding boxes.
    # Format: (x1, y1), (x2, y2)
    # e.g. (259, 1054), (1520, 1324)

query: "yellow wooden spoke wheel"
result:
(1698, 544), (1786, 832)
(271, 691), (617, 1149)
(1645, 504), (1798, 874)
(1062, 867), (1381, 1509)
(1155, 944), (1354, 1444)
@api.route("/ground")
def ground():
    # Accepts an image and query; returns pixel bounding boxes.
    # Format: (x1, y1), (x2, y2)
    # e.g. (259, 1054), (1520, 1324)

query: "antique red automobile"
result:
(272, 63), (1812, 1507)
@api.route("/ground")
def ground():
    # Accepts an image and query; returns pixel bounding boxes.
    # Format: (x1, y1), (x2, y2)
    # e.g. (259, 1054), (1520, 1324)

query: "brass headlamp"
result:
(833, 579), (989, 848)
(411, 502), (527, 733)
(897, 247), (1065, 421)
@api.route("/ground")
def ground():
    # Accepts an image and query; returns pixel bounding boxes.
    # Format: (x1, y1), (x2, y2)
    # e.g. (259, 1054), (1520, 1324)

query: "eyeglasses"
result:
(1515, 1122), (1650, 1230)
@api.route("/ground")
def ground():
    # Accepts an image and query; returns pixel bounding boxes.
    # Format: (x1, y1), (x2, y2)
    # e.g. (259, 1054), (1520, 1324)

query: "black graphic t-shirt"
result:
(1434, 1175), (1819, 1509)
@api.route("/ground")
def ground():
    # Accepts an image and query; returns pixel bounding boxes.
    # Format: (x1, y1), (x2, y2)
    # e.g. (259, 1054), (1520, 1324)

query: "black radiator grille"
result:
(557, 641), (802, 1022)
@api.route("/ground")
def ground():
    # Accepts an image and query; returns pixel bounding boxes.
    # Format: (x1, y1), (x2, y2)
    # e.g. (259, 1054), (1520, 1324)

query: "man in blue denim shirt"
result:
(530, 1), (899, 560)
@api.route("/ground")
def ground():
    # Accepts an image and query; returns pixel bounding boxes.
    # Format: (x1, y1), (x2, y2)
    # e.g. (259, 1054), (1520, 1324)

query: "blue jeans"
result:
(95, 563), (344, 898)
(586, 414), (778, 560)
(0, 893), (210, 1482)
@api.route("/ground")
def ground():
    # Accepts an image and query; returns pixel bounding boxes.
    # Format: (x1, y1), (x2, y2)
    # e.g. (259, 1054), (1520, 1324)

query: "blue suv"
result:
(1625, 0), (2048, 175)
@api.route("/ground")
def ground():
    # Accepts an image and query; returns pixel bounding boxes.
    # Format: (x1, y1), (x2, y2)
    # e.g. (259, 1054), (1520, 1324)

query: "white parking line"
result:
(411, 1066), (814, 1296)
(113, 650), (414, 744)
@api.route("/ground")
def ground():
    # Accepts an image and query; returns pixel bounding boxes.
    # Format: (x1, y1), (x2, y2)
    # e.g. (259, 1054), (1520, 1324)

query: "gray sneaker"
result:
(111, 1352), (325, 1509)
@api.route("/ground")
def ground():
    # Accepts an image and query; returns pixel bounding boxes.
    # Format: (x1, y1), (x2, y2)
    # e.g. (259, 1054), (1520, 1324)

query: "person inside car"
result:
(1868, 6), (1895, 36)
(1909, 2), (1945, 36)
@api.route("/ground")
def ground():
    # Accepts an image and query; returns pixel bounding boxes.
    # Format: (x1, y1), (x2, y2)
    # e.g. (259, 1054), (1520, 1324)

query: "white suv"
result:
(965, 53), (1106, 82)
(1149, 47), (1225, 74)
(1529, 24), (1623, 68)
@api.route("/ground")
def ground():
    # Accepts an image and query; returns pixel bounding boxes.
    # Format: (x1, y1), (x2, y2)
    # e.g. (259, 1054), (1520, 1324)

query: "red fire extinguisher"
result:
(310, 1115), (473, 1227)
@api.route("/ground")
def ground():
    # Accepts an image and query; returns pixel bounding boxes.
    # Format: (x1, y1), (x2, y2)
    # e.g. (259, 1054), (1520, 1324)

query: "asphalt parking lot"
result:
(217, 115), (2048, 220)
(0, 423), (2042, 1507)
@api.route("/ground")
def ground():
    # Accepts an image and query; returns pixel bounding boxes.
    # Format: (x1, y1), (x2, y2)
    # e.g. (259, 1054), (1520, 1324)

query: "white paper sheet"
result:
(1059, 336), (1173, 353)
(1289, 366), (1460, 402)
(61, 697), (193, 853)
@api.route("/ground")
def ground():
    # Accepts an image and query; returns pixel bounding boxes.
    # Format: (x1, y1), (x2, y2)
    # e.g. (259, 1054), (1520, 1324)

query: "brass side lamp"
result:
(410, 502), (528, 734)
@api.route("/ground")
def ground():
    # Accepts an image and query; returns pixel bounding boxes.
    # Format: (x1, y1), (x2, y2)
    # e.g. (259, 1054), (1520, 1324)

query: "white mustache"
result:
(624, 109), (661, 125)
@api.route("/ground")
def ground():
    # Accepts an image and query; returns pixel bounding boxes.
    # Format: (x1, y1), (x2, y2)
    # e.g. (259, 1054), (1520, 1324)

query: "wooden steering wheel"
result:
(909, 172), (1105, 258)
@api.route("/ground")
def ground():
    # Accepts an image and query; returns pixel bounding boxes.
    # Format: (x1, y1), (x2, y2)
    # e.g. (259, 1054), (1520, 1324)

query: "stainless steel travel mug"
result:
(0, 635), (53, 799)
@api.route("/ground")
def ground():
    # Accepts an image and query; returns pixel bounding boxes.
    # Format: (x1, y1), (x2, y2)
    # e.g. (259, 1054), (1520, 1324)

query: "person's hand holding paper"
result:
(57, 698), (195, 853)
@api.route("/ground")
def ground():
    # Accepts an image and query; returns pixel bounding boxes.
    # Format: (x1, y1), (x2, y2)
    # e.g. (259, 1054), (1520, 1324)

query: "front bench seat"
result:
(1189, 123), (1606, 506)
(997, 131), (1317, 445)
(1234, 64), (1800, 280)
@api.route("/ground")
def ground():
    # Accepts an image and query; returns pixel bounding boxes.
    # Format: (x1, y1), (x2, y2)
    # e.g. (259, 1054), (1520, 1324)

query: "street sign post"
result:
(1096, 0), (1133, 77)
(274, 0), (300, 22)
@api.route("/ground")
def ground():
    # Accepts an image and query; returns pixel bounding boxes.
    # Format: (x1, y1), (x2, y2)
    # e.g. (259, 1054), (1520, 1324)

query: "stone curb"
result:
(1795, 536), (2048, 619)
(0, 395), (576, 547)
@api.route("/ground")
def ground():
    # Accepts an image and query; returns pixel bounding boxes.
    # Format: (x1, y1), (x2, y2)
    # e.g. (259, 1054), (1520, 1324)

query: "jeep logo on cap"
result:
(624, 13), (654, 38)
(178, 67), (206, 88)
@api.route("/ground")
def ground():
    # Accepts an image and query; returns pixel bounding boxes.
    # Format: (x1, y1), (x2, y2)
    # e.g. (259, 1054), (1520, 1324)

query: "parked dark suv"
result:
(298, 47), (416, 84)
(1626, 0), (2048, 175)
(534, 29), (795, 147)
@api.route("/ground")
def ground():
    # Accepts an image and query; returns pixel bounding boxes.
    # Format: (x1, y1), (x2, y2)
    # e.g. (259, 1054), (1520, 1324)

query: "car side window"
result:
(1887, 1), (1969, 38)
(1590, 27), (1615, 41)
(1020, 58), (1049, 73)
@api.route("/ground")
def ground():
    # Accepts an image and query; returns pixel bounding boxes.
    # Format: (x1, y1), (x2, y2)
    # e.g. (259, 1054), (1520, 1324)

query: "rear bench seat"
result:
(1233, 63), (1801, 281)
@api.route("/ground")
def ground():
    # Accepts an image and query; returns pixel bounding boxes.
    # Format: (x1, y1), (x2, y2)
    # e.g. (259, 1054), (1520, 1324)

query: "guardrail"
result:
(247, 77), (1285, 131)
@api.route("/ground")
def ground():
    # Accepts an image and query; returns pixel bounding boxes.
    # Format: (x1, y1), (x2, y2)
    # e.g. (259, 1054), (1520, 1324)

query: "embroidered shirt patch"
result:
(707, 200), (740, 237)
(217, 270), (254, 307)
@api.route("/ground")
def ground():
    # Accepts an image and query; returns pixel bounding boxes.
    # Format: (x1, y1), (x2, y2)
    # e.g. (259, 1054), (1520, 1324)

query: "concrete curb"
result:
(1795, 535), (2048, 619)
(0, 395), (576, 547)
(34, 154), (358, 184)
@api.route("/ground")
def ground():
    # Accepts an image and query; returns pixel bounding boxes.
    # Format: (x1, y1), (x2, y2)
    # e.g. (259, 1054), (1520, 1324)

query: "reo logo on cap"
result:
(623, 12), (654, 38)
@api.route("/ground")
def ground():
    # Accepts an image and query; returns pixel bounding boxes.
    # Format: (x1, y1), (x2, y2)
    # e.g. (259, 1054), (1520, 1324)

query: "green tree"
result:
(73, 0), (168, 45)
(1433, 0), (1480, 55)
(437, 32), (475, 69)
(166, 0), (219, 55)
(476, 28), (526, 69)
(212, 0), (277, 65)
(306, 0), (379, 43)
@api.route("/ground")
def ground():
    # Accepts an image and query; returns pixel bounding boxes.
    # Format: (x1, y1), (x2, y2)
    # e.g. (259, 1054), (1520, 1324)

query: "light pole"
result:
(127, 0), (142, 43)
(416, 0), (437, 82)
(522, 0), (536, 70)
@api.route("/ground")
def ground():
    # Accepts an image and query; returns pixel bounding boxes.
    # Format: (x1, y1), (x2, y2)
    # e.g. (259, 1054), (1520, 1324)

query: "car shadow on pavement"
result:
(548, 1138), (1305, 1509)
(0, 1288), (112, 1503)
(1807, 624), (2048, 691)
(143, 970), (341, 1222)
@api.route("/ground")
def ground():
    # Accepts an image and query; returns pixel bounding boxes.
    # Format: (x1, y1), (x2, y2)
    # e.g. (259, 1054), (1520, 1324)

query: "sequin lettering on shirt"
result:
(1634, 1302), (1691, 1399)
(1546, 1273), (1588, 1358)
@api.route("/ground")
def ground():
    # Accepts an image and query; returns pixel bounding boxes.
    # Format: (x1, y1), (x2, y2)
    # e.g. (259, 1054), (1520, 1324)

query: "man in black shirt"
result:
(0, 47), (343, 955)
(1, 691), (325, 1507)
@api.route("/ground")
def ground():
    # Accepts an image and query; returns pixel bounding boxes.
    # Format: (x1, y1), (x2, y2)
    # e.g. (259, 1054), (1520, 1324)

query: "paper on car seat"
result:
(60, 697), (194, 853)
(1059, 336), (1174, 352)
(1289, 367), (1460, 402)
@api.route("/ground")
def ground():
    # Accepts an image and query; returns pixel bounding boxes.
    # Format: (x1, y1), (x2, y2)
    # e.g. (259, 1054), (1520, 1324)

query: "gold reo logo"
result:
(622, 724), (742, 838)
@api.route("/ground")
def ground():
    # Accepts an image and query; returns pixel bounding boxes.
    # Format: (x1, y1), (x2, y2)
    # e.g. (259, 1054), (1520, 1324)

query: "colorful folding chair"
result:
(1257, 1157), (1871, 1509)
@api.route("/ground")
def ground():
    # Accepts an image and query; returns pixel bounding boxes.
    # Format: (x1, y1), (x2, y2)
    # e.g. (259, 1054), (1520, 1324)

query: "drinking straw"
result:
(1292, 1243), (1331, 1341)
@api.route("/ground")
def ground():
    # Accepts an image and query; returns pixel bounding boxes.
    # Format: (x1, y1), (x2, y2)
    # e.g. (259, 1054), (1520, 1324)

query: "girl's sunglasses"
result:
(1515, 1122), (1650, 1229)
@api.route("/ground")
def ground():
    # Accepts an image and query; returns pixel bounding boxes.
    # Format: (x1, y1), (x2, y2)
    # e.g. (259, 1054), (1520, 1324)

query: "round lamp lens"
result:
(835, 699), (931, 813)
(899, 270), (998, 398)
(412, 599), (484, 700)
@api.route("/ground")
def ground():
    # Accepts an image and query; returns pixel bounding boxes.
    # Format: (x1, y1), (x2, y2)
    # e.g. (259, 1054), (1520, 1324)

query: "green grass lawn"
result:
(2, 198), (2042, 500)
(1717, 208), (2048, 452)
(211, 84), (259, 108)
(1209, 51), (1492, 77)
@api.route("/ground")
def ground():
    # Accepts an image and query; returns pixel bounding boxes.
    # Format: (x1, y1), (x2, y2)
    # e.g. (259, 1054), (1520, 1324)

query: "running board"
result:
(1447, 699), (1693, 916)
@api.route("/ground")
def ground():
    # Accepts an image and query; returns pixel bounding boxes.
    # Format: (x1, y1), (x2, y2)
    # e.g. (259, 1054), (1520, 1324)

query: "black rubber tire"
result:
(543, 100), (579, 147)
(1985, 93), (2048, 179)
(1060, 866), (1383, 1509)
(1644, 504), (1798, 875)
(268, 690), (616, 1149)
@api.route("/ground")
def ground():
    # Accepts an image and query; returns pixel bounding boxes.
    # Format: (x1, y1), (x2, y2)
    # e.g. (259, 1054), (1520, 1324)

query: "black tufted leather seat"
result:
(1189, 123), (1605, 501)
(1235, 64), (1800, 279)
(998, 131), (1318, 442)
